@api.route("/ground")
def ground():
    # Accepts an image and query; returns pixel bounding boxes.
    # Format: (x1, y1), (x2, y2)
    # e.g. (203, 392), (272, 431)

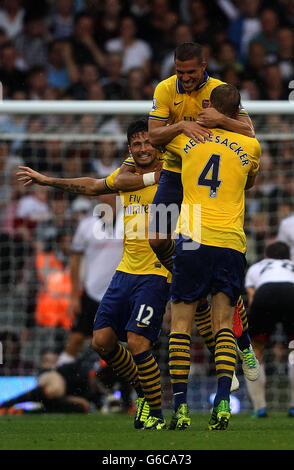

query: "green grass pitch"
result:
(1, 411), (294, 450)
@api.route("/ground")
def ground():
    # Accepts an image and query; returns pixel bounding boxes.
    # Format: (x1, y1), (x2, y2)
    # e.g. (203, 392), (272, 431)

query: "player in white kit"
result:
(57, 194), (124, 366)
(245, 241), (294, 418)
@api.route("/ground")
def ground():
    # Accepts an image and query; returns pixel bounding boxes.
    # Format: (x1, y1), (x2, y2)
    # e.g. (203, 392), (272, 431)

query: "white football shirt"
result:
(277, 214), (294, 261)
(245, 258), (294, 290)
(71, 210), (124, 302)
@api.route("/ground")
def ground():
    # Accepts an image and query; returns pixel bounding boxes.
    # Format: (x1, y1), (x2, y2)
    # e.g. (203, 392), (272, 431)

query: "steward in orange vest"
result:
(35, 250), (73, 329)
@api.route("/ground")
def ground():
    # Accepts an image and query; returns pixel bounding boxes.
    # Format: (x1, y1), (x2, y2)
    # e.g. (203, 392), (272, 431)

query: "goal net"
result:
(0, 99), (293, 413)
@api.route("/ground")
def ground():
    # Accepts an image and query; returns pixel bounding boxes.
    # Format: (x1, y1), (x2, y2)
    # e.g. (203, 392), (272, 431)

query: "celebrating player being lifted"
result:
(18, 119), (170, 430)
(165, 84), (261, 430)
(147, 41), (259, 397)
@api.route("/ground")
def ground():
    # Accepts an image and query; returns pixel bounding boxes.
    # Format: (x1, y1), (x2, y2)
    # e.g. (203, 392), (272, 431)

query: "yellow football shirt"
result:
(149, 73), (248, 173)
(105, 167), (169, 278)
(165, 129), (261, 253)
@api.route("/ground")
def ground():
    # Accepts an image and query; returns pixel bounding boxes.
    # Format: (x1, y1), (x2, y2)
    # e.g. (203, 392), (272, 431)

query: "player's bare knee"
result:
(127, 332), (151, 356)
(92, 330), (115, 356)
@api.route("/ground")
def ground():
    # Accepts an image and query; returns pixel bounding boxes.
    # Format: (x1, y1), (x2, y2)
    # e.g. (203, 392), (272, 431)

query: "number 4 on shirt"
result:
(198, 154), (222, 198)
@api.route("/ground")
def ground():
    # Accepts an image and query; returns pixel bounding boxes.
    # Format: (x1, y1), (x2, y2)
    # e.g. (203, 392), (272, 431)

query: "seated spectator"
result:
(214, 41), (244, 75)
(242, 41), (267, 93)
(250, 8), (280, 60)
(68, 11), (105, 69)
(188, 0), (225, 46)
(100, 52), (126, 100)
(122, 67), (153, 100)
(105, 15), (152, 76)
(277, 27), (294, 81)
(135, 0), (178, 63)
(160, 23), (194, 80)
(0, 42), (27, 97)
(260, 62), (289, 100)
(0, 91), (28, 153)
(48, 0), (75, 40)
(0, 0), (24, 40)
(240, 79), (261, 100)
(14, 13), (48, 69)
(228, 0), (262, 63)
(66, 62), (100, 100)
(47, 39), (72, 91)
(16, 186), (52, 224)
(26, 65), (49, 100)
(95, 0), (123, 47)
(91, 136), (120, 178)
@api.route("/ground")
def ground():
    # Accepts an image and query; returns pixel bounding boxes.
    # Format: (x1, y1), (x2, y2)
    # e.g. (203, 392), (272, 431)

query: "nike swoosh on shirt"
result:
(174, 101), (184, 106)
(136, 323), (148, 328)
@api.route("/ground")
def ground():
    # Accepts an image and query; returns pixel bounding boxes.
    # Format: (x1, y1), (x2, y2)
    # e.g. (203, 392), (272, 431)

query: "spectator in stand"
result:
(160, 23), (194, 80)
(91, 136), (120, 178)
(277, 27), (294, 81)
(67, 11), (105, 69)
(14, 13), (48, 69)
(260, 62), (288, 100)
(95, 0), (123, 48)
(35, 191), (72, 252)
(100, 52), (126, 101)
(122, 67), (153, 100)
(26, 66), (49, 100)
(49, 0), (75, 40)
(240, 78), (261, 100)
(214, 41), (244, 76)
(67, 62), (100, 100)
(0, 42), (27, 97)
(188, 0), (225, 46)
(0, 0), (24, 40)
(242, 41), (267, 94)
(16, 185), (52, 224)
(249, 8), (280, 60)
(105, 15), (152, 77)
(228, 0), (262, 63)
(136, 0), (178, 63)
(47, 39), (73, 92)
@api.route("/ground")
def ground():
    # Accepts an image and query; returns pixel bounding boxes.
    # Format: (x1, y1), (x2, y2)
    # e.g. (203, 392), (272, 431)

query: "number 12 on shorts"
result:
(136, 304), (154, 325)
(198, 153), (222, 198)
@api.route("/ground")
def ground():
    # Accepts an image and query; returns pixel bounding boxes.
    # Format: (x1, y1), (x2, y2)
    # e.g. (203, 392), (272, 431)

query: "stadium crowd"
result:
(0, 0), (293, 413)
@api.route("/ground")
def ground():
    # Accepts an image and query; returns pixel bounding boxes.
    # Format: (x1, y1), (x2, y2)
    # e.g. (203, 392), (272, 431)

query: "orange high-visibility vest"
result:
(35, 252), (73, 329)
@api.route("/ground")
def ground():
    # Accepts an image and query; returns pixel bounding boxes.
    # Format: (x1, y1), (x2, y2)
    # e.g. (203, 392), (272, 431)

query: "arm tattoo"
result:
(50, 181), (87, 194)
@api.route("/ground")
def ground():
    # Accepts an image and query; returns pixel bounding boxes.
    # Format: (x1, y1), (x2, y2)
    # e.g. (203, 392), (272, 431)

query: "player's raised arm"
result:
(17, 166), (113, 196)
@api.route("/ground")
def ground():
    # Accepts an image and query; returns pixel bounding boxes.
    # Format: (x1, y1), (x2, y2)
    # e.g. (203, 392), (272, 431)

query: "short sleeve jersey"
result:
(149, 73), (249, 173)
(165, 129), (261, 253)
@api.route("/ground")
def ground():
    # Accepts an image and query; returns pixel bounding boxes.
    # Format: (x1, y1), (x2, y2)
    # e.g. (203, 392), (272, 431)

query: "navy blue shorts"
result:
(149, 169), (183, 235)
(93, 270), (170, 343)
(170, 235), (246, 306)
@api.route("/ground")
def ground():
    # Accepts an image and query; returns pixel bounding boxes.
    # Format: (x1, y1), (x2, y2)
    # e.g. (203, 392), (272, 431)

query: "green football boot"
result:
(134, 397), (150, 429)
(169, 403), (191, 430)
(208, 399), (231, 430)
(143, 416), (167, 430)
